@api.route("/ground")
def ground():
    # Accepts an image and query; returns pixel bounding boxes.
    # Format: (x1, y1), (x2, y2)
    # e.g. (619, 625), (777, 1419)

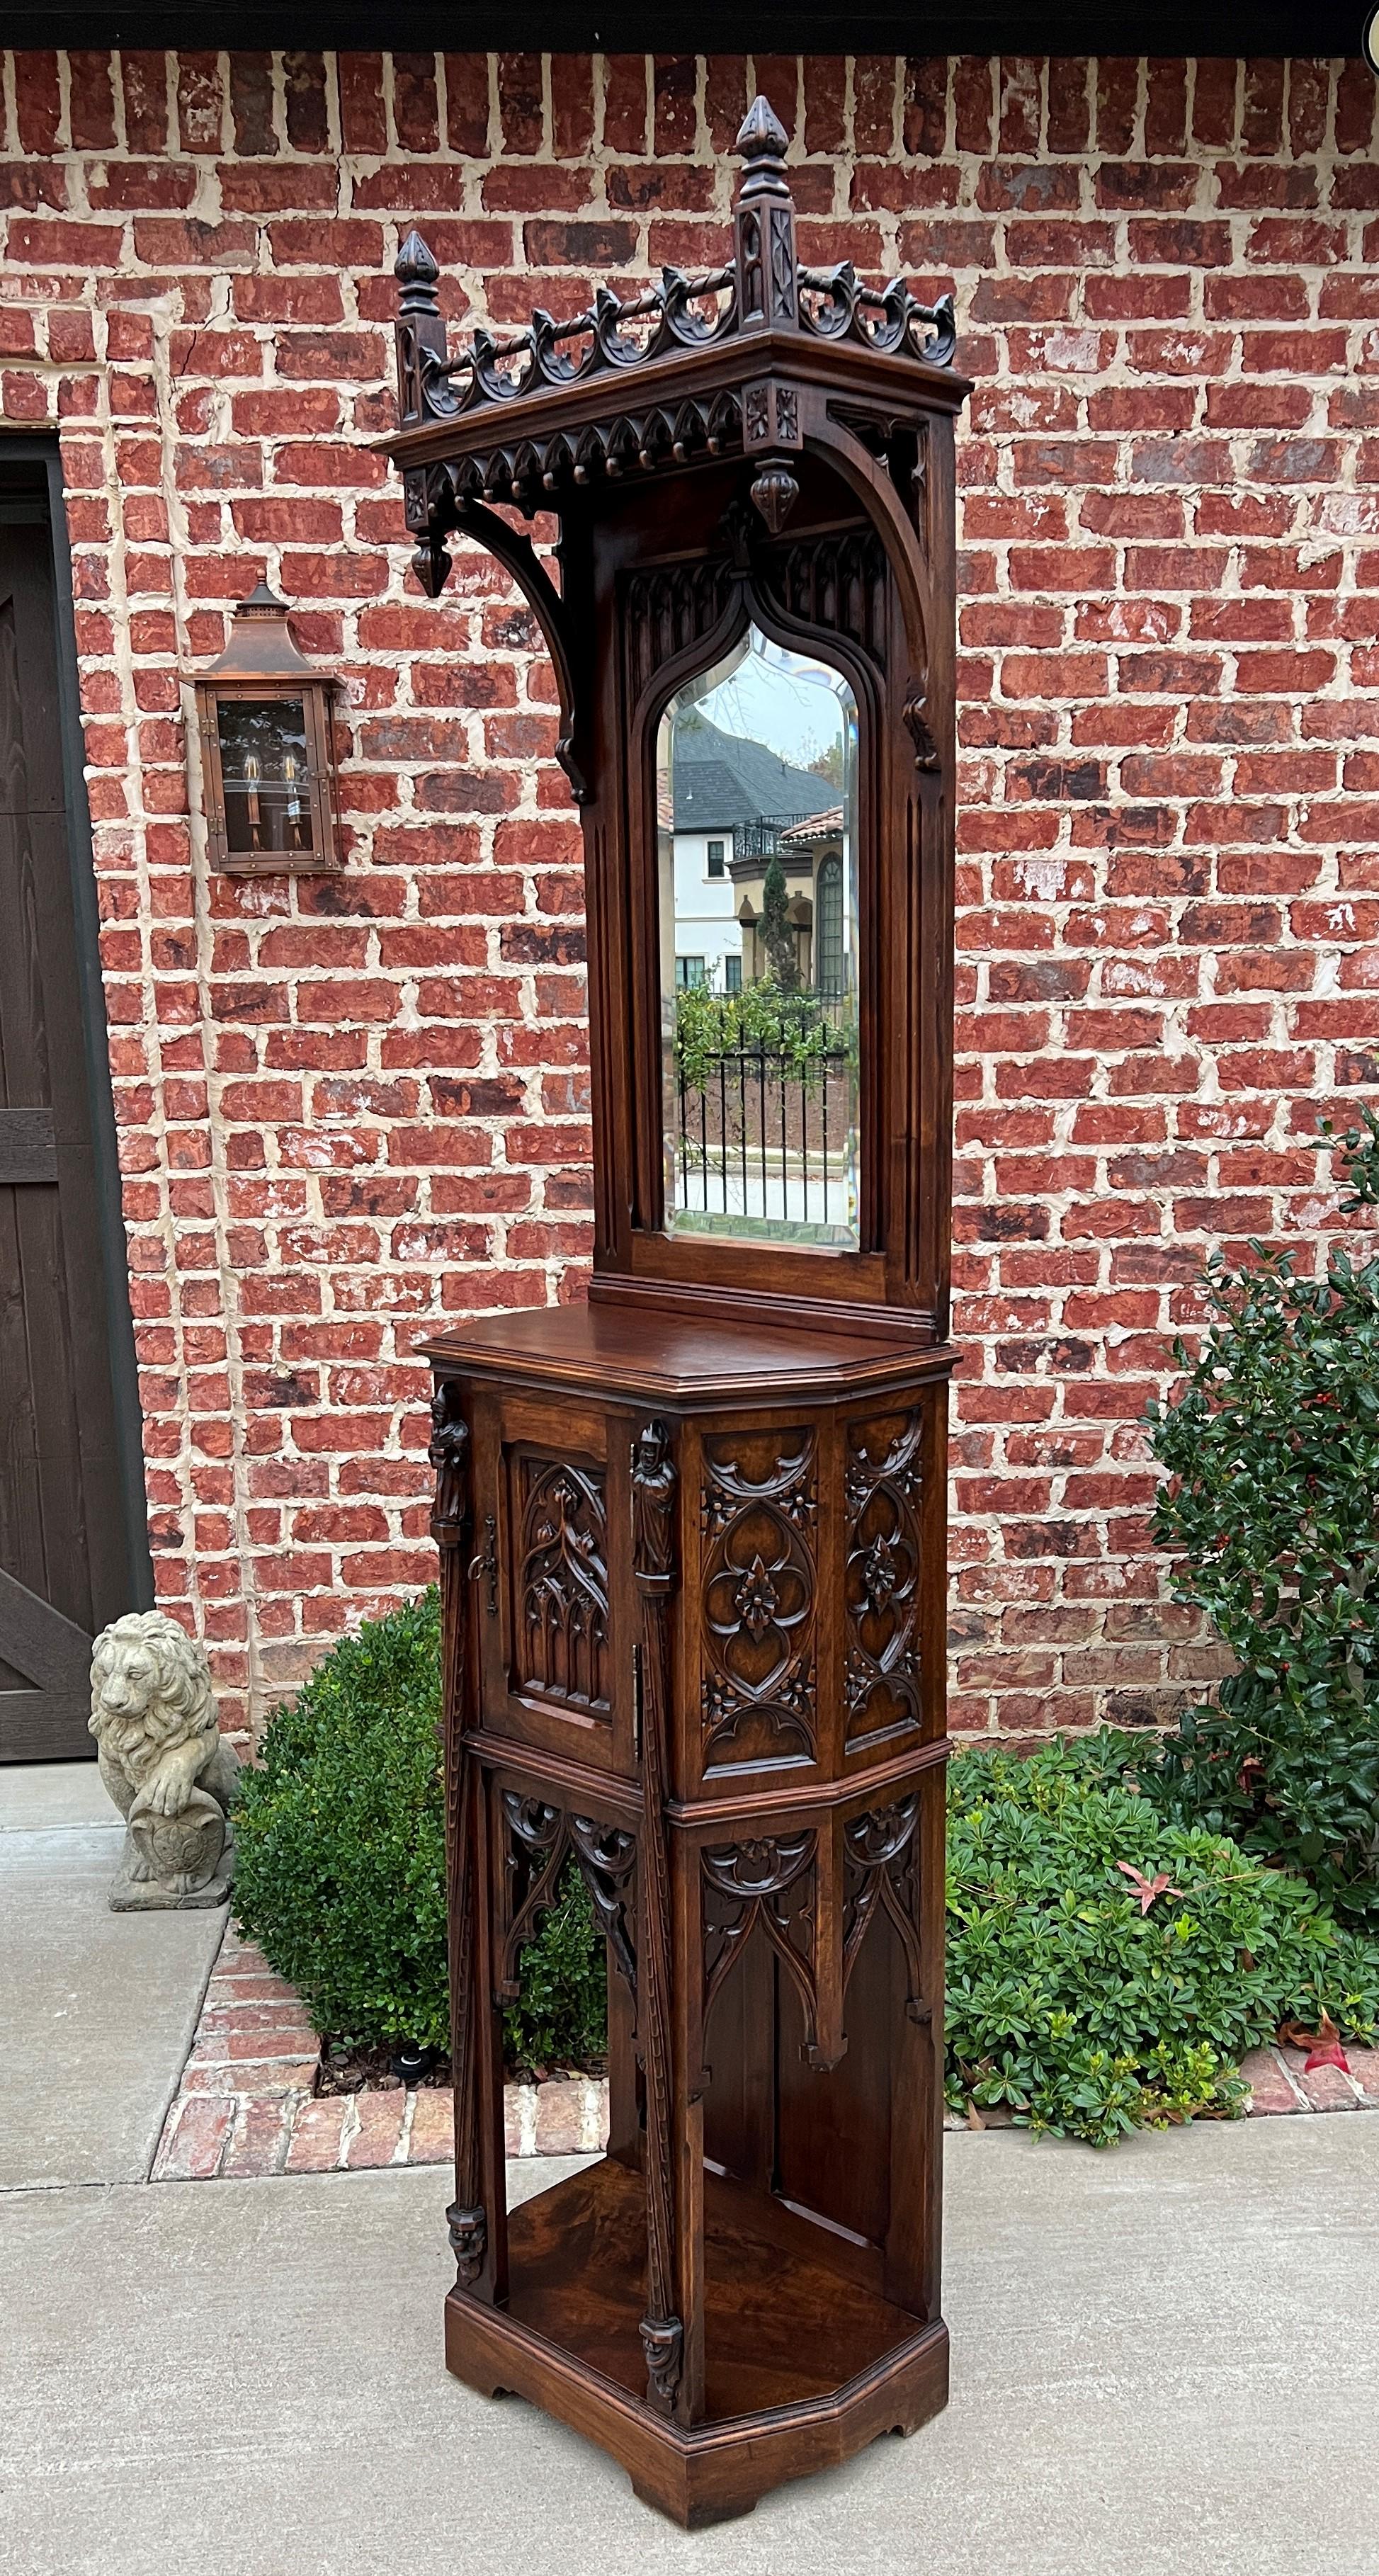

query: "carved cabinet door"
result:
(470, 1385), (637, 1776)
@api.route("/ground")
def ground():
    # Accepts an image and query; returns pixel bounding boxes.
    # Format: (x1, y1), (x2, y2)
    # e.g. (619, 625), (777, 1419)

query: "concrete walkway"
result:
(2, 2126), (1376, 2575)
(3, 1761), (1377, 2573)
(0, 1761), (225, 2188)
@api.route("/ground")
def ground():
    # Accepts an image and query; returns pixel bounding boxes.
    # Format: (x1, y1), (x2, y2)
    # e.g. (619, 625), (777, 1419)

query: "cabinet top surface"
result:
(421, 1299), (955, 1407)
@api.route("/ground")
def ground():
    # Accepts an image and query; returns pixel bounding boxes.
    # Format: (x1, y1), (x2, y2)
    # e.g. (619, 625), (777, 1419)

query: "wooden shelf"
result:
(504, 2155), (921, 2419)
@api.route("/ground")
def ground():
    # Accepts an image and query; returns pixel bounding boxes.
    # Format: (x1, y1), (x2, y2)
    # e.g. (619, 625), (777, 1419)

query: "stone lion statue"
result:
(90, 1611), (239, 1912)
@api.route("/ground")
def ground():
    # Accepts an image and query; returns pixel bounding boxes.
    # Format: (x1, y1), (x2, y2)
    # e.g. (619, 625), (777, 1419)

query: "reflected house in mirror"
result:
(191, 579), (344, 876)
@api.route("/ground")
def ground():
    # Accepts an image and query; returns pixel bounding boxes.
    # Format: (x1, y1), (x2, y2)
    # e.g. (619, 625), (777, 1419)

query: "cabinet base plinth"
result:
(443, 2160), (949, 2526)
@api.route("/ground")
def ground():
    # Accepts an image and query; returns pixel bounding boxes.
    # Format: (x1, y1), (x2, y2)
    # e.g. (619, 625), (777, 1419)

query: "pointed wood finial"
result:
(734, 93), (789, 176)
(393, 228), (450, 427)
(395, 227), (440, 310)
(733, 96), (797, 331)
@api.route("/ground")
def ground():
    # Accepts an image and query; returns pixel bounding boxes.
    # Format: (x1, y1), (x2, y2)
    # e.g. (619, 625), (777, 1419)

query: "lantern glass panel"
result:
(216, 696), (315, 856)
(657, 626), (860, 1249)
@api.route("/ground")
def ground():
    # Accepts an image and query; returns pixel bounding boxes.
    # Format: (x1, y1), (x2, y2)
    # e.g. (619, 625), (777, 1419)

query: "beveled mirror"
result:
(657, 626), (860, 1249)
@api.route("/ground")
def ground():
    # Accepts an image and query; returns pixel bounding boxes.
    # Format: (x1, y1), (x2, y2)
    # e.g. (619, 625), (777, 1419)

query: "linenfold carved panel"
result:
(513, 1455), (610, 1715)
(844, 1410), (923, 1754)
(699, 1430), (817, 1773)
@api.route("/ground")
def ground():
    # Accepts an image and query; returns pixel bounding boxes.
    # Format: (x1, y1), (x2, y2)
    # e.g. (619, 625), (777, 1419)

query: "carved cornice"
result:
(390, 99), (954, 453)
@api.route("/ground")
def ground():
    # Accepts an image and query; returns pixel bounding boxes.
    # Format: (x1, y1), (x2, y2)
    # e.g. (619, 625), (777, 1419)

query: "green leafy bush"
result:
(233, 1589), (604, 2067)
(946, 1740), (1379, 2146)
(1145, 1106), (1379, 1924)
(673, 977), (854, 1092)
(502, 1864), (607, 2077)
(233, 1590), (450, 2052)
(233, 1599), (1379, 2147)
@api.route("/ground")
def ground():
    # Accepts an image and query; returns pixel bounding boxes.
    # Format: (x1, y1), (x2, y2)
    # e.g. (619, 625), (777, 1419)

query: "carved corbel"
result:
(446, 2199), (487, 2288)
(451, 496), (589, 805)
(904, 683), (942, 776)
(428, 1380), (470, 1551)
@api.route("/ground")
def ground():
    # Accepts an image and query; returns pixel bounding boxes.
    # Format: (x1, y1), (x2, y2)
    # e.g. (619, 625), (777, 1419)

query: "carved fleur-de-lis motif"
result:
(861, 1533), (898, 1613)
(733, 1554), (779, 1640)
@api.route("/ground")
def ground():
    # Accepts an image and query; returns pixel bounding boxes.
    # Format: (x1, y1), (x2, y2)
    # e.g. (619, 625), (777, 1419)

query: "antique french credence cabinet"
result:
(384, 101), (970, 2525)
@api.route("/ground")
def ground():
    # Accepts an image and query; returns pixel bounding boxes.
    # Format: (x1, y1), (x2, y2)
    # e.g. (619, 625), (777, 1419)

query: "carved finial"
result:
(393, 227), (451, 431)
(733, 96), (797, 333)
(395, 227), (440, 307)
(734, 93), (790, 178)
(749, 463), (799, 535)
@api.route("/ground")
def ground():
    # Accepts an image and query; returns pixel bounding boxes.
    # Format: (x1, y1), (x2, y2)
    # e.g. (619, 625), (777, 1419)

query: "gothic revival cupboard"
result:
(387, 100), (970, 2524)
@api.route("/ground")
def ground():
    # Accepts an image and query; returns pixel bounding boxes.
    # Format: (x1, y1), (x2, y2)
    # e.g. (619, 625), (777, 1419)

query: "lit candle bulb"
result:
(244, 749), (261, 848)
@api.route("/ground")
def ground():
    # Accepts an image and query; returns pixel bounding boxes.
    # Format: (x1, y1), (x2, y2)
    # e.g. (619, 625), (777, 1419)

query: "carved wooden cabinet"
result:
(388, 98), (970, 2526)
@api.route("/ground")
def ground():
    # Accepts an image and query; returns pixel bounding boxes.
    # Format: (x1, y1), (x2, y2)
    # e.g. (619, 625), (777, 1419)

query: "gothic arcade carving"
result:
(499, 1788), (638, 2006)
(513, 1457), (610, 1714)
(701, 1831), (819, 2043)
(842, 1795), (926, 2022)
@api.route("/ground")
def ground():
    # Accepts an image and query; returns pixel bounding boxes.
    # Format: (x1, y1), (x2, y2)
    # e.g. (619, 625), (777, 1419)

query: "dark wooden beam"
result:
(0, 6), (1362, 58)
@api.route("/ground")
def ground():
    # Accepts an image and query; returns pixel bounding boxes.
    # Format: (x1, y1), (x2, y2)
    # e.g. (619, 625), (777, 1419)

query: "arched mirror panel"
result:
(655, 624), (861, 1251)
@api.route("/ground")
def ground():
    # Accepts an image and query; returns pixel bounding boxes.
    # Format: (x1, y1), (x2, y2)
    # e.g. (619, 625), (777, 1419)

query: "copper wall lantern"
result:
(192, 581), (342, 875)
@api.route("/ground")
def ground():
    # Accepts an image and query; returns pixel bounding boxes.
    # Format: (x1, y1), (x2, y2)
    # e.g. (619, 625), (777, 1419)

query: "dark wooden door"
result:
(0, 506), (135, 1759)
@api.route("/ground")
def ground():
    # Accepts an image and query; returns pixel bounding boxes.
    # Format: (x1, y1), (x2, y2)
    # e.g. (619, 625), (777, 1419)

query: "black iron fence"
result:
(732, 812), (818, 862)
(671, 1032), (856, 1235)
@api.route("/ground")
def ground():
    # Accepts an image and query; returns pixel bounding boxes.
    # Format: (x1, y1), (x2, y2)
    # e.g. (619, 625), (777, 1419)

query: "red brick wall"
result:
(5, 48), (1374, 1736)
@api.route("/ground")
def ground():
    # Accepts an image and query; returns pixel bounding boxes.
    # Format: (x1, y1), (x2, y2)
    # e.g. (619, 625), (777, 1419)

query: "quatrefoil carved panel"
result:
(698, 1430), (817, 1773)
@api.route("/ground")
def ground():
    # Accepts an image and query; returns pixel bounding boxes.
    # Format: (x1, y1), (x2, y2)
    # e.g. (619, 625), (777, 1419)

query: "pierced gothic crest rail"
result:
(392, 98), (954, 442)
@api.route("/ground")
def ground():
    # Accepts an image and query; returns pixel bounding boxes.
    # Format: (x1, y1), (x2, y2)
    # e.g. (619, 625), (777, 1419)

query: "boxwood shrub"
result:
(232, 1588), (605, 2070)
(1144, 1111), (1379, 1927)
(234, 1600), (1379, 2140)
(232, 1588), (450, 2053)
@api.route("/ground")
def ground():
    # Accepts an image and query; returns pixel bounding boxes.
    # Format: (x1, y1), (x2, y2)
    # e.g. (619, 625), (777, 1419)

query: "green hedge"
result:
(232, 1589), (603, 2070)
(233, 1590), (450, 2053)
(234, 1597), (1379, 2141)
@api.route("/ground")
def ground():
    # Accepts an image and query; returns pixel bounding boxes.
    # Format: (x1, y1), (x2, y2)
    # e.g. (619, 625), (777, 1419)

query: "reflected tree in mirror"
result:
(657, 628), (860, 1249)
